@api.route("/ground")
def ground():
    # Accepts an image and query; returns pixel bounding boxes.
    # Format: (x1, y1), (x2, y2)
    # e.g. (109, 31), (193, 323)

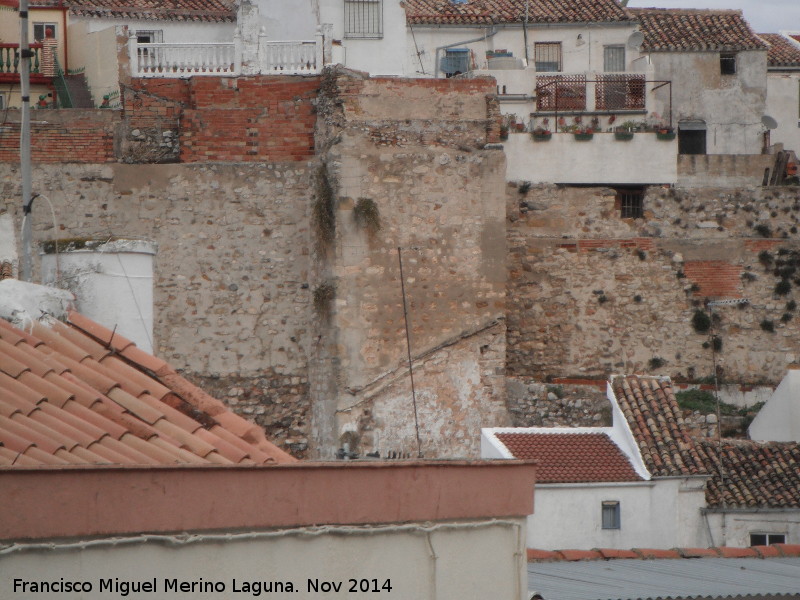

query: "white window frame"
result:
(604, 45), (625, 72)
(534, 42), (562, 73)
(32, 22), (57, 42)
(750, 532), (786, 546)
(344, 0), (383, 40)
(601, 501), (620, 530)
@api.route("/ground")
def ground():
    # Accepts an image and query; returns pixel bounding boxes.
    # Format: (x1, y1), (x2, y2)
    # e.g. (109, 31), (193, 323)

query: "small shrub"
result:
(676, 270), (686, 279)
(760, 319), (775, 333)
(598, 295), (608, 304)
(691, 310), (712, 333)
(648, 357), (666, 369)
(633, 294), (642, 303)
(781, 312), (793, 323)
(353, 198), (381, 234)
(547, 385), (564, 399)
(636, 249), (647, 261)
(758, 250), (772, 265)
(787, 300), (797, 311)
(313, 281), (336, 313)
(775, 279), (792, 296)
(313, 165), (336, 244)
(711, 336), (723, 352)
(754, 223), (772, 238)
(518, 181), (531, 195)
(741, 271), (757, 282)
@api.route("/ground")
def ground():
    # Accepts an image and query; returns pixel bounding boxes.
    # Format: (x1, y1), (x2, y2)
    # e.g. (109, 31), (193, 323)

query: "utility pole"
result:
(20, 0), (34, 282)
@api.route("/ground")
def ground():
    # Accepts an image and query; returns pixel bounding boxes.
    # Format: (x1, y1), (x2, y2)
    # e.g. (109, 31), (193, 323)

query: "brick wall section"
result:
(0, 111), (117, 163)
(122, 79), (190, 129)
(180, 76), (319, 162)
(683, 260), (743, 298)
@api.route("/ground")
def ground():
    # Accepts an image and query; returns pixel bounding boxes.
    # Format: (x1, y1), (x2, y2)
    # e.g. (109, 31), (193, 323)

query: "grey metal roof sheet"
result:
(528, 557), (800, 600)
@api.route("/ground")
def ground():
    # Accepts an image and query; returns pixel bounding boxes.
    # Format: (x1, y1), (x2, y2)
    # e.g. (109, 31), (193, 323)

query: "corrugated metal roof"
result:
(528, 557), (800, 600)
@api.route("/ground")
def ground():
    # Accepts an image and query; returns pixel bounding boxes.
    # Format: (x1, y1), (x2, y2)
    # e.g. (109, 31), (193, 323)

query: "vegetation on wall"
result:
(691, 309), (712, 333)
(313, 164), (336, 245)
(353, 198), (381, 234)
(313, 281), (336, 314)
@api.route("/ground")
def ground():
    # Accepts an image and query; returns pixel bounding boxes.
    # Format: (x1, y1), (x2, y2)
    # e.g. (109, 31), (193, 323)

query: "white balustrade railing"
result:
(130, 41), (240, 77)
(129, 29), (329, 78)
(260, 41), (318, 74)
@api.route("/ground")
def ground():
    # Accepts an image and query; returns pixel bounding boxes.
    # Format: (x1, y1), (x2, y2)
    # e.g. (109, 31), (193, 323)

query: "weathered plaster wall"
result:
(649, 50), (767, 154)
(507, 183), (800, 385)
(767, 72), (800, 154)
(312, 69), (509, 458)
(0, 162), (314, 456)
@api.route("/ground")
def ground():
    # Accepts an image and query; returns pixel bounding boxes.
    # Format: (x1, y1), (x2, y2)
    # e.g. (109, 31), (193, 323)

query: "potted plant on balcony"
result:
(532, 126), (552, 141)
(655, 125), (676, 140)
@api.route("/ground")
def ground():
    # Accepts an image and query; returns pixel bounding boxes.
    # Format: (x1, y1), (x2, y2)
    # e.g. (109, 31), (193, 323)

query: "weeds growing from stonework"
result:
(314, 164), (336, 245)
(691, 309), (711, 333)
(353, 198), (381, 235)
(313, 281), (336, 314)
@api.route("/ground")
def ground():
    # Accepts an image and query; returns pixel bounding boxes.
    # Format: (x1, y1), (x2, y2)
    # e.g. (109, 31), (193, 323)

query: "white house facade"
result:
(760, 32), (800, 155)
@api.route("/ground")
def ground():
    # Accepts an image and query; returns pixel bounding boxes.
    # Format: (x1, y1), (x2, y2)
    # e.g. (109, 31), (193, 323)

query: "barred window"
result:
(534, 42), (561, 72)
(603, 46), (625, 72)
(344, 0), (383, 39)
(615, 187), (644, 219)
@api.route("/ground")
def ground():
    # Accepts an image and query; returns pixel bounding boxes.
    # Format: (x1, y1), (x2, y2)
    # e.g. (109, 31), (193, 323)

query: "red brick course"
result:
(683, 260), (743, 299)
(0, 113), (116, 163)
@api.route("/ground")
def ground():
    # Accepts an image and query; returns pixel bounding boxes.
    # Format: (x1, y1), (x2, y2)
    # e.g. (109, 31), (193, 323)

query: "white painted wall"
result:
(79, 18), (235, 43)
(319, 0), (407, 75)
(40, 239), (157, 354)
(404, 23), (642, 80)
(67, 22), (120, 106)
(705, 510), (800, 547)
(0, 213), (16, 269)
(253, 0), (318, 39)
(767, 72), (800, 153)
(528, 478), (708, 550)
(503, 130), (677, 184)
(0, 520), (528, 600)
(647, 50), (768, 155)
(749, 369), (800, 442)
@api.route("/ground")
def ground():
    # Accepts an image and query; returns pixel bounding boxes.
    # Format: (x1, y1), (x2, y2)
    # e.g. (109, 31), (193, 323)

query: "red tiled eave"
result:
(759, 33), (800, 67)
(0, 304), (295, 467)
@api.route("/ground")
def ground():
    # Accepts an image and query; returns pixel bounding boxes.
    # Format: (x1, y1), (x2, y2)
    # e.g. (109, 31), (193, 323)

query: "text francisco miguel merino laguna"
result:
(13, 577), (394, 596)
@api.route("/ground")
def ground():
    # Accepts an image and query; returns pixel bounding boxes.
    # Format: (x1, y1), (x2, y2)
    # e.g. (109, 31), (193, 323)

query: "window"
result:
(441, 48), (470, 77)
(615, 188), (644, 219)
(135, 30), (163, 44)
(0, 94), (5, 110)
(344, 0), (383, 39)
(678, 121), (707, 155)
(720, 53), (736, 75)
(534, 42), (562, 72)
(602, 501), (620, 529)
(33, 23), (57, 42)
(750, 533), (785, 546)
(604, 46), (625, 72)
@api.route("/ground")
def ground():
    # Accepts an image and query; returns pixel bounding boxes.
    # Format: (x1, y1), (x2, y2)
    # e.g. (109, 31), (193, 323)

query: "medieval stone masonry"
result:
(2, 67), (799, 459)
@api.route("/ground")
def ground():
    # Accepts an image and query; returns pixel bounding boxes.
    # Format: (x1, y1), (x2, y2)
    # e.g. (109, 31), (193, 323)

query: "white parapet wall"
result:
(40, 238), (157, 353)
(504, 131), (678, 185)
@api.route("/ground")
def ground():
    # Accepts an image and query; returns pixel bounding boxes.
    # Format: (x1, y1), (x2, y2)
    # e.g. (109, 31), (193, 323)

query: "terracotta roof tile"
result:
(0, 303), (295, 467)
(759, 33), (800, 67)
(64, 0), (235, 23)
(404, 0), (634, 26)
(612, 375), (800, 509)
(496, 431), (642, 483)
(630, 8), (768, 52)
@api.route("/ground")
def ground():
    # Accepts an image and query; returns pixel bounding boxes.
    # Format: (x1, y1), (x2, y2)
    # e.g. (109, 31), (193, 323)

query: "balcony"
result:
(535, 74), (653, 114)
(0, 43), (51, 83)
(128, 31), (328, 78)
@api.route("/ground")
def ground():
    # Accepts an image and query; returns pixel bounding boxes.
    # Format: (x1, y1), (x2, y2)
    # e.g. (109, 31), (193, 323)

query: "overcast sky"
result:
(624, 0), (800, 34)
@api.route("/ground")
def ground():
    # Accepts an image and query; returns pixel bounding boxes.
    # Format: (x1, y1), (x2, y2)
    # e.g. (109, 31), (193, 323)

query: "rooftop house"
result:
(631, 8), (769, 158)
(0, 279), (536, 599)
(759, 32), (800, 158)
(484, 375), (800, 550)
(0, 0), (70, 108)
(403, 0), (677, 185)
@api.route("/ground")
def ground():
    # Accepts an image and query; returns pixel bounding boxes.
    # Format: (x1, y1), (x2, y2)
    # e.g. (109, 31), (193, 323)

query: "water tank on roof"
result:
(40, 238), (158, 353)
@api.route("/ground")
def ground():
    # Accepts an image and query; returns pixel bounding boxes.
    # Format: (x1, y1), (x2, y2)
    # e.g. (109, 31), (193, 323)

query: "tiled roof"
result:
(0, 307), (295, 467)
(404, 0), (634, 26)
(495, 432), (642, 483)
(612, 375), (800, 509)
(65, 0), (235, 22)
(0, 0), (66, 8)
(630, 8), (768, 52)
(759, 34), (800, 68)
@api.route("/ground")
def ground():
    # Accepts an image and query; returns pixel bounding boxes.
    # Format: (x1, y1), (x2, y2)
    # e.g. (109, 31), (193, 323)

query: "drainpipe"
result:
(434, 25), (498, 79)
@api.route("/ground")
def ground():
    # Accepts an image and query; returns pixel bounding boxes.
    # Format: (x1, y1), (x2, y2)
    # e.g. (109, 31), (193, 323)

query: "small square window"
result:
(602, 501), (620, 529)
(534, 42), (562, 72)
(33, 23), (57, 42)
(344, 0), (383, 39)
(720, 53), (736, 75)
(615, 187), (644, 219)
(750, 533), (785, 546)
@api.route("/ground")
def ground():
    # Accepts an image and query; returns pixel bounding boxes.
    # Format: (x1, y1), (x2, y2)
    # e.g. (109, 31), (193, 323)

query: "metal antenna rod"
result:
(20, 0), (33, 281)
(397, 247), (422, 458)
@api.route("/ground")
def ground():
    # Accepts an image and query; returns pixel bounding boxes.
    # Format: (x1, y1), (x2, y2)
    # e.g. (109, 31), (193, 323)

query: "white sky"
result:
(624, 0), (800, 35)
